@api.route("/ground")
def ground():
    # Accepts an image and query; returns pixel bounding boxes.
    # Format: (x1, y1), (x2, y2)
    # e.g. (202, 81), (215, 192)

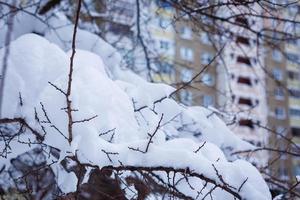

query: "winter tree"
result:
(0, 0), (299, 199)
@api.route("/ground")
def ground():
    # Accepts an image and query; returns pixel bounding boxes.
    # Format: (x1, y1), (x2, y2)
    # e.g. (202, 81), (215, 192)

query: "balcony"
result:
(236, 36), (250, 46)
(239, 119), (255, 129)
(237, 76), (252, 86)
(235, 16), (249, 27)
(238, 98), (254, 107)
(237, 56), (252, 67)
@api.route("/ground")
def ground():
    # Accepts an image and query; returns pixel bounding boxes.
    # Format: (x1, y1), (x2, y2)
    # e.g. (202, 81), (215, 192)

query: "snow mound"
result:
(0, 34), (270, 199)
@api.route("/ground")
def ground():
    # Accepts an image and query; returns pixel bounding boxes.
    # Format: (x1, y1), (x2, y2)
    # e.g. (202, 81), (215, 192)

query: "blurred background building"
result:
(81, 0), (300, 193)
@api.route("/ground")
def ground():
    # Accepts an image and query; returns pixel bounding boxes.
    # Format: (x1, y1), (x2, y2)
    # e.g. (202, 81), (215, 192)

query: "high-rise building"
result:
(214, 4), (270, 167)
(138, 1), (176, 83)
(174, 14), (217, 107)
(262, 3), (300, 191)
(285, 5), (300, 180)
(82, 0), (136, 68)
(263, 11), (292, 184)
(89, 0), (300, 190)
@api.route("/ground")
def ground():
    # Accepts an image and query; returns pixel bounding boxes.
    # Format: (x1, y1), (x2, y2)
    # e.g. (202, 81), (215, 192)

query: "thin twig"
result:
(66, 0), (82, 144)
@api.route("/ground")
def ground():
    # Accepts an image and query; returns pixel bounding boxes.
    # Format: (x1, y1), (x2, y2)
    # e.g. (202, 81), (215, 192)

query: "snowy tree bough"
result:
(0, 1), (281, 199)
(64, 0), (82, 145)
(67, 155), (243, 199)
(0, 32), (271, 199)
(0, 118), (44, 141)
(0, 112), (259, 199)
(101, 165), (242, 199)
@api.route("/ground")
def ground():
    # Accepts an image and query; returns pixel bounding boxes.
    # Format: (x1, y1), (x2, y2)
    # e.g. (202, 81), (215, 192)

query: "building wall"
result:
(285, 9), (300, 181)
(174, 18), (217, 107)
(216, 5), (269, 166)
(90, 0), (300, 184)
(146, 1), (176, 84)
(264, 3), (300, 186)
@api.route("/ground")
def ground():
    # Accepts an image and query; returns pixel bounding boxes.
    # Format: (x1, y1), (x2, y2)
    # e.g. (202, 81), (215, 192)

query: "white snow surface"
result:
(0, 11), (271, 199)
(0, 33), (271, 199)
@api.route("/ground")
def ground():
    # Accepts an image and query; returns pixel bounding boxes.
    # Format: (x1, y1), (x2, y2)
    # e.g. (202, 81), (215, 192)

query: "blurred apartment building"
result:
(159, 1), (300, 186)
(81, 0), (136, 68)
(135, 0), (176, 83)
(170, 2), (270, 168)
(174, 13), (218, 110)
(87, 0), (300, 186)
(284, 3), (300, 182)
(262, 2), (300, 189)
(217, 4), (269, 166)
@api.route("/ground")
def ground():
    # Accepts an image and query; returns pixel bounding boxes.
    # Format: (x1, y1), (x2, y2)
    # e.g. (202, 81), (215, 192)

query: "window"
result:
(274, 87), (284, 100)
(201, 73), (214, 86)
(201, 52), (213, 65)
(286, 53), (299, 64)
(159, 17), (169, 28)
(272, 50), (283, 62)
(278, 161), (288, 178)
(110, 1), (134, 19)
(235, 16), (249, 27)
(156, 0), (172, 9)
(272, 68), (283, 81)
(160, 41), (170, 50)
(297, 38), (300, 47)
(180, 47), (194, 61)
(159, 63), (173, 74)
(237, 76), (252, 86)
(271, 19), (278, 28)
(289, 89), (300, 98)
(279, 141), (288, 160)
(292, 127), (300, 137)
(290, 108), (300, 118)
(180, 90), (193, 106)
(271, 31), (282, 44)
(293, 162), (300, 176)
(288, 70), (299, 80)
(236, 36), (250, 45)
(288, 4), (298, 16)
(275, 107), (286, 119)
(237, 56), (251, 66)
(270, 0), (279, 9)
(180, 26), (192, 40)
(181, 68), (193, 82)
(276, 126), (286, 138)
(239, 119), (254, 129)
(178, 11), (189, 20)
(246, 139), (261, 147)
(108, 23), (131, 34)
(238, 98), (253, 106)
(201, 15), (212, 24)
(203, 95), (214, 107)
(200, 32), (211, 45)
(296, 24), (300, 36)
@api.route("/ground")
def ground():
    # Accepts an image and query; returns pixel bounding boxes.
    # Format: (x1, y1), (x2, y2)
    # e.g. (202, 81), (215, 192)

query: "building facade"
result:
(174, 15), (217, 108)
(89, 0), (300, 192)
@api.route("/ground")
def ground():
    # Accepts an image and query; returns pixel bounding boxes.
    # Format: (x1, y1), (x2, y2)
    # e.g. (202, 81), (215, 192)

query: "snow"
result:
(273, 194), (283, 200)
(0, 33), (271, 199)
(55, 166), (78, 193)
(0, 10), (271, 199)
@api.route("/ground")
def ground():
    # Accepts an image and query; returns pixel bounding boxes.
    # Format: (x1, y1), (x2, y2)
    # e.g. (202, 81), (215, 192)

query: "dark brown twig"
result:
(66, 0), (82, 144)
